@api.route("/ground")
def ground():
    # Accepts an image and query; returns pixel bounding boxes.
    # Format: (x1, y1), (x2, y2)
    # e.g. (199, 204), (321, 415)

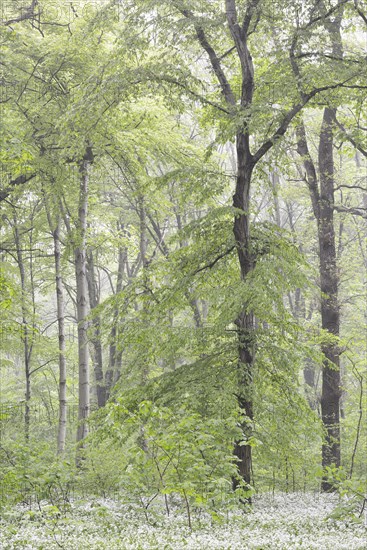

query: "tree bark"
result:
(44, 193), (67, 454)
(13, 220), (31, 441)
(232, 135), (255, 490)
(53, 221), (67, 453)
(86, 249), (106, 408)
(106, 244), (126, 399)
(75, 147), (93, 447)
(318, 107), (341, 489)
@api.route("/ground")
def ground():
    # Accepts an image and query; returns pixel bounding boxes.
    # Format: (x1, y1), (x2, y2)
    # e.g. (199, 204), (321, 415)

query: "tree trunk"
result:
(75, 148), (93, 447)
(106, 245), (126, 399)
(53, 221), (67, 453)
(13, 220), (31, 441)
(138, 195), (149, 384)
(44, 193), (68, 455)
(86, 249), (106, 408)
(232, 133), (255, 490)
(318, 107), (341, 489)
(296, 107), (341, 491)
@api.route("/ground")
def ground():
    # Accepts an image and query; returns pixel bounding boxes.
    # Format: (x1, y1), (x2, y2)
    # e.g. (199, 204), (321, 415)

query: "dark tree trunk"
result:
(296, 107), (341, 491)
(318, 107), (341, 489)
(232, 133), (255, 489)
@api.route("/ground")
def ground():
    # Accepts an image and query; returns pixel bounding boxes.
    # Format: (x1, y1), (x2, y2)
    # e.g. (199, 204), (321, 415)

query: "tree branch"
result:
(253, 79), (361, 165)
(295, 123), (321, 218)
(193, 246), (235, 275)
(354, 0), (367, 27)
(334, 205), (367, 218)
(0, 174), (36, 202)
(161, 76), (231, 114)
(334, 115), (367, 158)
(2, 0), (38, 26)
(225, 0), (254, 106)
(179, 7), (236, 106)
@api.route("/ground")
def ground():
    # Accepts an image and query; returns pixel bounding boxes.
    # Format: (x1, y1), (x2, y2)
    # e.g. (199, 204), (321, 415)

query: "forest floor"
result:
(0, 492), (366, 549)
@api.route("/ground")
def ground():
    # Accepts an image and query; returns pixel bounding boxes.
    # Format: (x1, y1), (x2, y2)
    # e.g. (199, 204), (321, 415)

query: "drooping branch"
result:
(160, 76), (231, 114)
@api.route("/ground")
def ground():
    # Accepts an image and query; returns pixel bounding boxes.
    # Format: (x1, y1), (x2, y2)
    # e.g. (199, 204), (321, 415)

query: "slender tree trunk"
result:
(53, 221), (67, 453)
(106, 245), (126, 399)
(138, 195), (149, 384)
(13, 220), (31, 440)
(75, 148), (93, 447)
(319, 107), (341, 489)
(44, 193), (67, 454)
(86, 249), (106, 408)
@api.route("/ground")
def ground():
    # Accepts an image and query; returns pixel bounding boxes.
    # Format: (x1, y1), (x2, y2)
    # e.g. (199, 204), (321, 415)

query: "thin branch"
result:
(334, 184), (367, 191)
(303, 0), (349, 30)
(346, 357), (364, 479)
(334, 115), (367, 158)
(194, 246), (235, 275)
(295, 123), (320, 219)
(161, 76), (231, 114)
(242, 0), (261, 36)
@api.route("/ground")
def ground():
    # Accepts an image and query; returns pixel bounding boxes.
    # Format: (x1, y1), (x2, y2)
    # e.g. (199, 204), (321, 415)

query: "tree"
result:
(131, 0), (364, 489)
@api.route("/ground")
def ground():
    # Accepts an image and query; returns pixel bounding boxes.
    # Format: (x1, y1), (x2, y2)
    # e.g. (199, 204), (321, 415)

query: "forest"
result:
(0, 0), (366, 548)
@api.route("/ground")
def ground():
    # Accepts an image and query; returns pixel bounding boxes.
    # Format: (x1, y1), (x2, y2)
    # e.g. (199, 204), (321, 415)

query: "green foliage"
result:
(89, 400), (250, 523)
(321, 467), (367, 524)
(0, 0), (366, 522)
(0, 443), (75, 511)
